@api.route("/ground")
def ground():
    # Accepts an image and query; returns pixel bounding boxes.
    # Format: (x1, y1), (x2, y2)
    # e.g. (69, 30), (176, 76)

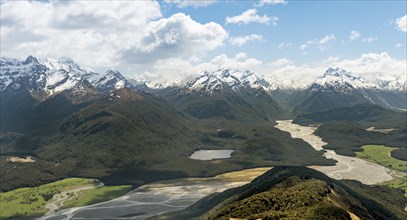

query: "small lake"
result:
(189, 150), (234, 161)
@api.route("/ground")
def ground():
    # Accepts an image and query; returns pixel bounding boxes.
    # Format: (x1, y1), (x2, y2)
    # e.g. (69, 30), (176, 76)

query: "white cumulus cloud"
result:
(229, 34), (264, 47)
(348, 30), (377, 44)
(0, 1), (163, 66)
(0, 1), (227, 68)
(268, 58), (294, 67)
(121, 13), (228, 63)
(349, 30), (361, 41)
(210, 53), (263, 68)
(395, 14), (407, 32)
(277, 42), (293, 49)
(300, 34), (336, 53)
(319, 34), (335, 44)
(263, 52), (406, 87)
(164, 0), (217, 8)
(300, 40), (315, 51)
(226, 9), (276, 25)
(255, 0), (287, 7)
(135, 53), (263, 82)
(361, 37), (378, 44)
(330, 52), (406, 79)
(130, 52), (406, 86)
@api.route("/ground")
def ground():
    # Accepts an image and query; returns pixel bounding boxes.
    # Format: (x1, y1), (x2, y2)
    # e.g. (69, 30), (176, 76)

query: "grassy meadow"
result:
(0, 178), (130, 219)
(356, 145), (407, 196)
(356, 145), (407, 172)
(0, 178), (95, 219)
(62, 185), (131, 208)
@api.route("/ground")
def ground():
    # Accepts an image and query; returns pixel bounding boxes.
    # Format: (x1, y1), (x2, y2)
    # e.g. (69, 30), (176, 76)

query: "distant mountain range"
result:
(1, 56), (406, 94)
(159, 68), (282, 121)
(178, 69), (276, 94)
(0, 56), (158, 99)
(286, 67), (406, 113)
(1, 56), (406, 119)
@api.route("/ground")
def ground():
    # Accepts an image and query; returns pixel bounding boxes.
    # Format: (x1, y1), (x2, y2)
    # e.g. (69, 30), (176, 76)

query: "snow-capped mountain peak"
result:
(0, 56), (144, 97)
(240, 70), (276, 90)
(58, 56), (75, 64)
(374, 73), (407, 91)
(306, 67), (406, 92)
(266, 76), (306, 91)
(2, 55), (405, 103)
(1, 55), (168, 99)
(89, 69), (128, 90)
(23, 55), (40, 64)
(105, 70), (125, 79)
(180, 69), (240, 93)
(179, 68), (276, 95)
(321, 67), (363, 82)
(1, 55), (91, 94)
(310, 67), (371, 93)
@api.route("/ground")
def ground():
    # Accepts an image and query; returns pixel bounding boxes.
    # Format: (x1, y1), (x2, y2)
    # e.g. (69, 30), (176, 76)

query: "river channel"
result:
(39, 120), (395, 219)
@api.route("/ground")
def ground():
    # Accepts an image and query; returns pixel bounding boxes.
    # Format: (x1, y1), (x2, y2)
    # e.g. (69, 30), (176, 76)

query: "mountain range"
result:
(1, 56), (406, 219)
(288, 67), (406, 113)
(0, 56), (153, 97)
(1, 56), (406, 95)
(158, 68), (283, 121)
(1, 56), (406, 189)
(1, 56), (406, 114)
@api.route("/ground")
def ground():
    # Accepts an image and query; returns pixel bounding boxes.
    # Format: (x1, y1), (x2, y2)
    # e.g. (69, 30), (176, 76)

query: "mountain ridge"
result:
(0, 56), (149, 99)
(159, 69), (283, 121)
(286, 68), (407, 113)
(2, 56), (406, 96)
(2, 56), (406, 115)
(171, 166), (407, 220)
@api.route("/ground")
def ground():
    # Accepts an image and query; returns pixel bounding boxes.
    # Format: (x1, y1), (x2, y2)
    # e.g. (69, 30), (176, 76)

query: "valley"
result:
(37, 168), (270, 220)
(1, 1), (406, 219)
(356, 145), (407, 172)
(275, 120), (395, 185)
(4, 119), (404, 220)
(0, 56), (406, 219)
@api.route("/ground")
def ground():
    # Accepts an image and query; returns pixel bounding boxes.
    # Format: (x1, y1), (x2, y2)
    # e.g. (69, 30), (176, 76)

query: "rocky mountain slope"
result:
(159, 69), (283, 121)
(288, 68), (406, 113)
(0, 56), (150, 98)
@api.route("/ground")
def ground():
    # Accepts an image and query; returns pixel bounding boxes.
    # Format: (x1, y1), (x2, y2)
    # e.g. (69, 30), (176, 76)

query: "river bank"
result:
(275, 120), (394, 185)
(37, 168), (270, 220)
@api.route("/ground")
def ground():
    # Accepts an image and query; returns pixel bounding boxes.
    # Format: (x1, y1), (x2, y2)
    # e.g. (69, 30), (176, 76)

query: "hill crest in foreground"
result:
(171, 167), (406, 220)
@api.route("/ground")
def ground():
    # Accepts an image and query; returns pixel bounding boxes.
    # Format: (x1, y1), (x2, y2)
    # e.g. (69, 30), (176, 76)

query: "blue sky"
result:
(162, 1), (406, 62)
(1, 0), (406, 83)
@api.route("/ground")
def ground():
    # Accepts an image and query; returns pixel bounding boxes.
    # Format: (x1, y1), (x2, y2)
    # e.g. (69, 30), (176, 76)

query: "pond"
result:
(189, 150), (234, 161)
(6, 156), (36, 163)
